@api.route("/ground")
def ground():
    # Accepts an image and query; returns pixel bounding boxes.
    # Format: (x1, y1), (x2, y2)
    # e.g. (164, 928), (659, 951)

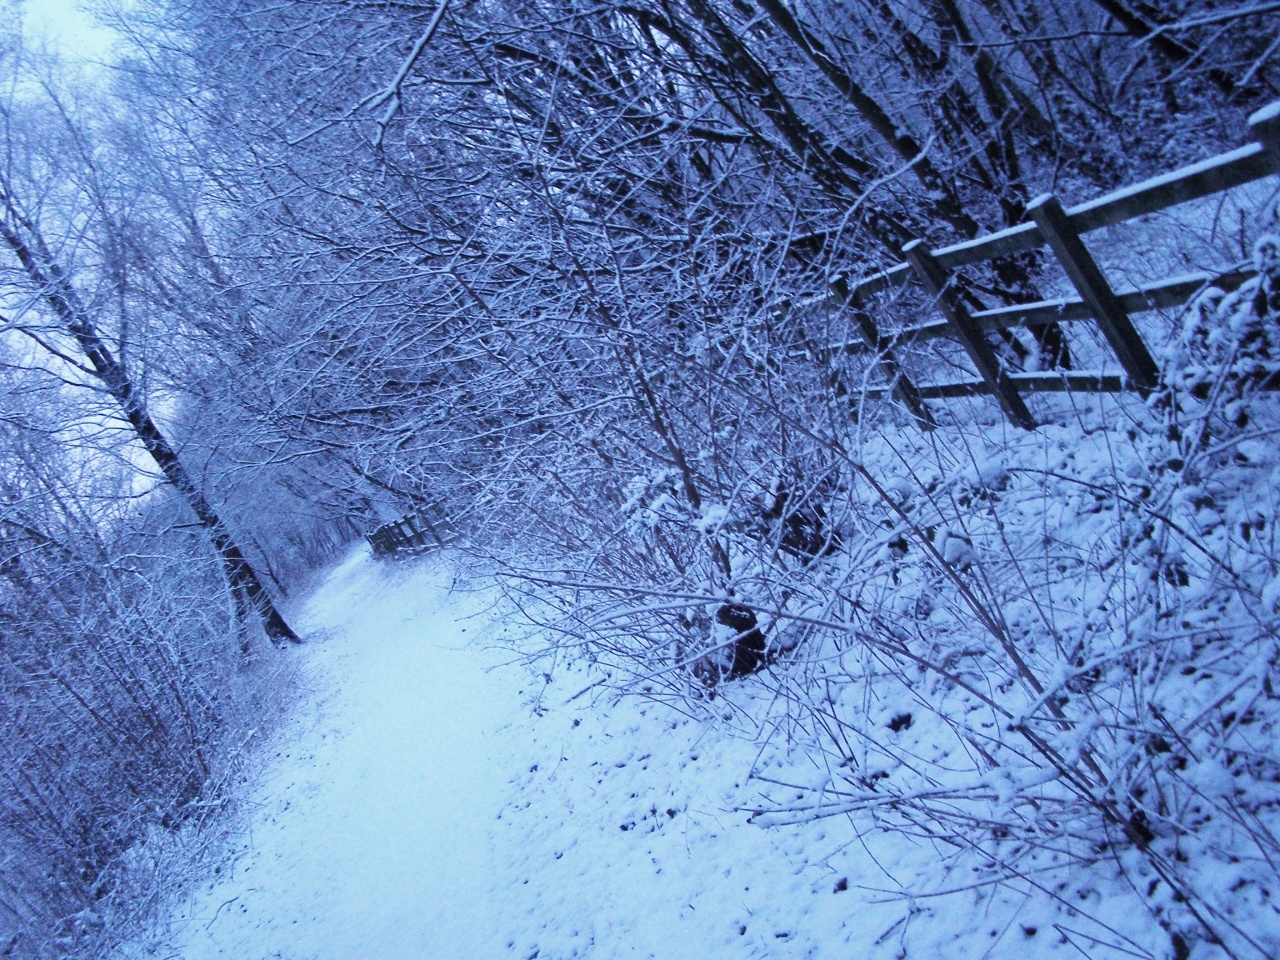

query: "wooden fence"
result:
(367, 508), (457, 558)
(829, 101), (1280, 430)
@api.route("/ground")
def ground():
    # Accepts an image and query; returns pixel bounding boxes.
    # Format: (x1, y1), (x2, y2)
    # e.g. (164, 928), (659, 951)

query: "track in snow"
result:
(166, 549), (524, 959)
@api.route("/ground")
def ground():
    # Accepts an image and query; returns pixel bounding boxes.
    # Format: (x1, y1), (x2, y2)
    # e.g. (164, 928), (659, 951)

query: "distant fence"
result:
(367, 508), (457, 558)
(828, 101), (1280, 429)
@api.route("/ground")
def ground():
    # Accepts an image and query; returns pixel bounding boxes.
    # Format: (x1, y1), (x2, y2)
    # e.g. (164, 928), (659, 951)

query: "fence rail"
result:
(367, 508), (457, 558)
(830, 101), (1280, 428)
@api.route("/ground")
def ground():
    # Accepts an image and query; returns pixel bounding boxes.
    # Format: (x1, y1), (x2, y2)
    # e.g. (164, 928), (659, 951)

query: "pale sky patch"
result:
(20, 0), (118, 63)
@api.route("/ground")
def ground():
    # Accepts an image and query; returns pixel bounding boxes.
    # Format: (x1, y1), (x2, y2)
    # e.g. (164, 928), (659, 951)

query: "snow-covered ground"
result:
(138, 524), (1275, 960)
(135, 546), (962, 960)
(149, 548), (523, 958)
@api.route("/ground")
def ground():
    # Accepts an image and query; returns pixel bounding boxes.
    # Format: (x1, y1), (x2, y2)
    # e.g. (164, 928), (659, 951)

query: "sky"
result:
(20, 0), (118, 62)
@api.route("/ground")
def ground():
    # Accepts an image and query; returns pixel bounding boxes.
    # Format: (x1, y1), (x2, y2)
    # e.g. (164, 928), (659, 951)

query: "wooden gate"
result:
(367, 508), (457, 558)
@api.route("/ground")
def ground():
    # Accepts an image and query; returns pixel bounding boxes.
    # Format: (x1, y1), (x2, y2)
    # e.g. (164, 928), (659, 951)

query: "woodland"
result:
(2, 1), (1280, 957)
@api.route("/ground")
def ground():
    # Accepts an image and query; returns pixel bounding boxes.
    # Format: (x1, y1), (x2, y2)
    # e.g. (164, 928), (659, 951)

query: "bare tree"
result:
(0, 60), (298, 644)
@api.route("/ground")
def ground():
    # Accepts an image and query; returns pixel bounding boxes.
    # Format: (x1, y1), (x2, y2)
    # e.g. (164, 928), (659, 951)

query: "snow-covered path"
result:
(151, 546), (1088, 960)
(168, 549), (525, 959)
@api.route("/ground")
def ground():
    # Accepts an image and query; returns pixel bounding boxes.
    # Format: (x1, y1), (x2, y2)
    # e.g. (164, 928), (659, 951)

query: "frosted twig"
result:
(369, 0), (452, 150)
(286, 0), (452, 148)
(1139, 1), (1280, 41)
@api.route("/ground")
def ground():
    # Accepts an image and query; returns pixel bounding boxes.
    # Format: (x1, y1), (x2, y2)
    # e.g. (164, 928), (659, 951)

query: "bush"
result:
(0, 435), (278, 960)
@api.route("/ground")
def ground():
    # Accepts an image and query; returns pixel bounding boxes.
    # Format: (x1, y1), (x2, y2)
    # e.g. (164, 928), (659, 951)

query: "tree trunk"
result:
(676, 0), (913, 252)
(1087, 0), (1253, 98)
(0, 208), (300, 645)
(753, 0), (982, 239)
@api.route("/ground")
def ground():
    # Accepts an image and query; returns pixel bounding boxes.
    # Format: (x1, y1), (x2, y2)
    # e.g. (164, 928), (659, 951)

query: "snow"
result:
(132, 547), (901, 960)
(131, 544), (1070, 960)
(1250, 101), (1280, 127)
(133, 378), (1280, 960)
(695, 503), (731, 533)
(149, 548), (523, 958)
(139, 547), (921, 959)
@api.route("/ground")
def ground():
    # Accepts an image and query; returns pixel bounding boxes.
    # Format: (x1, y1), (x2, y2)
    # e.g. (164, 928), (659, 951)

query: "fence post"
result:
(902, 240), (1037, 429)
(829, 275), (936, 429)
(1027, 194), (1160, 394)
(1251, 102), (1280, 173)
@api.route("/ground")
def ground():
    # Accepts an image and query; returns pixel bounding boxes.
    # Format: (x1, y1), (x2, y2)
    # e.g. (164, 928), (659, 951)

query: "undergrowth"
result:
(490, 234), (1280, 958)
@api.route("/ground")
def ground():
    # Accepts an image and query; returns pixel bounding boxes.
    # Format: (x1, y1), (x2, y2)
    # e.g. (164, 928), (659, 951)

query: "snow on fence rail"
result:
(367, 508), (457, 558)
(830, 101), (1280, 429)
